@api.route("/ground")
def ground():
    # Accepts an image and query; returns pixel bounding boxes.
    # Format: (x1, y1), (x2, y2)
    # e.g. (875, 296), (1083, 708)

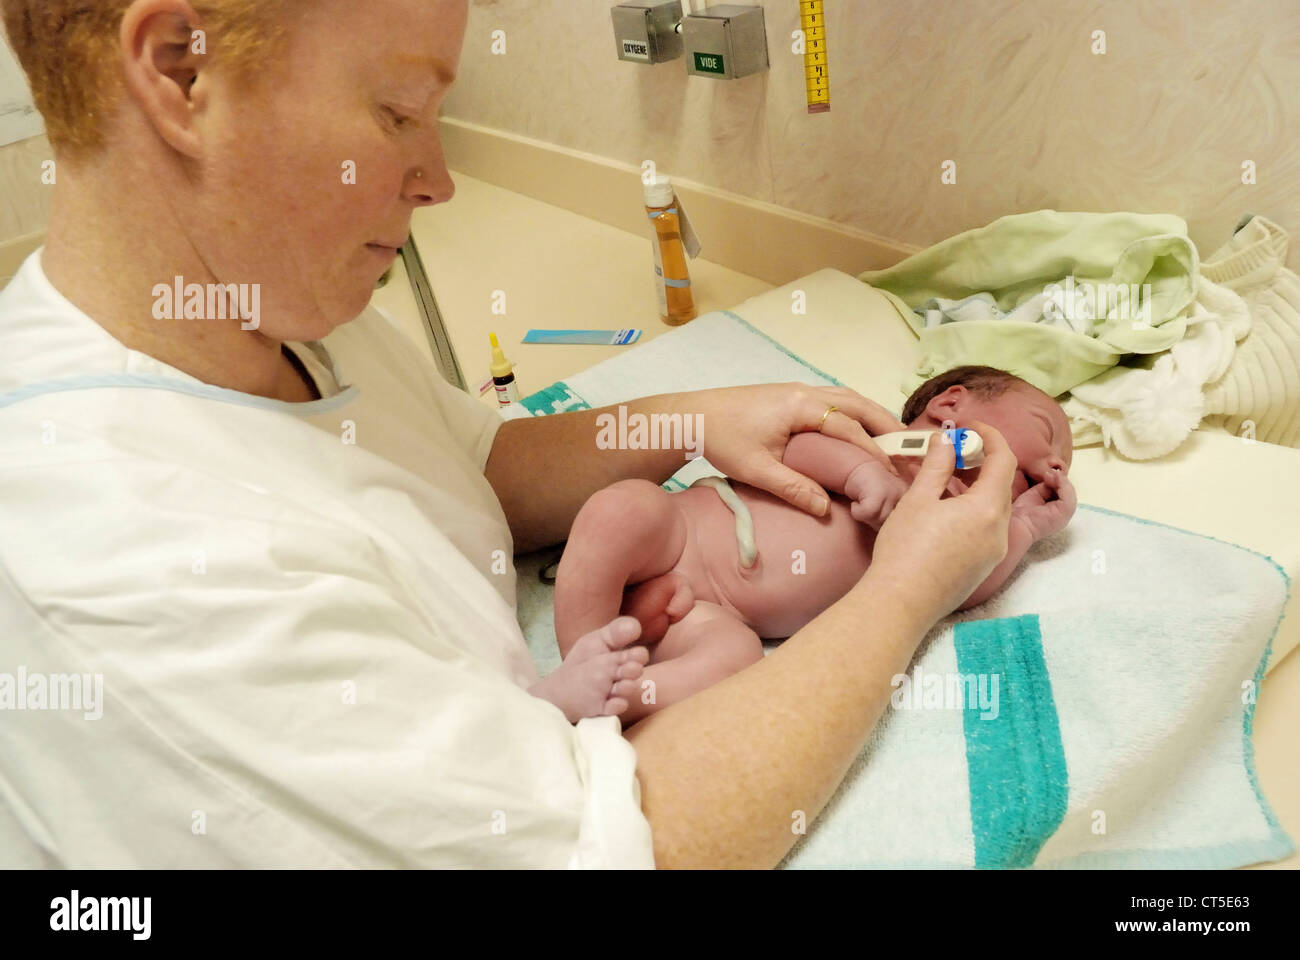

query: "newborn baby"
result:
(532, 365), (1077, 725)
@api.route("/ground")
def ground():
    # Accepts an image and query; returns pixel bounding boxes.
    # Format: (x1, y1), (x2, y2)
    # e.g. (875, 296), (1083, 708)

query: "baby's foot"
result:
(621, 572), (694, 644)
(530, 616), (650, 723)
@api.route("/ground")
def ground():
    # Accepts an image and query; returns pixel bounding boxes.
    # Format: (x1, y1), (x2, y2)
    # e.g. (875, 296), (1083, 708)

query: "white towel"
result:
(782, 505), (1291, 868)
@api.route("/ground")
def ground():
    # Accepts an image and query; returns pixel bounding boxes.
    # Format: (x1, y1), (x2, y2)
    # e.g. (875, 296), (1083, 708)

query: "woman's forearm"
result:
(624, 567), (937, 869)
(485, 392), (694, 553)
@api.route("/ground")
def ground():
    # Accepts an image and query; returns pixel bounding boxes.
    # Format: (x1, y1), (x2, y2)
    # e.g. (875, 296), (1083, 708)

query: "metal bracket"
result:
(399, 237), (467, 392)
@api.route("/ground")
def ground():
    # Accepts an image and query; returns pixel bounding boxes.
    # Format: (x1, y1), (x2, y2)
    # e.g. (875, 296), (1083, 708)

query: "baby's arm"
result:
(782, 432), (908, 527)
(955, 517), (1036, 611)
(956, 472), (1077, 610)
(781, 432), (875, 492)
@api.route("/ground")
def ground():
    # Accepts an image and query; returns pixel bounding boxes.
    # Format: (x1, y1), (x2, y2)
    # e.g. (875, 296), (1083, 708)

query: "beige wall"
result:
(3, 0), (1296, 269)
(0, 132), (50, 244)
(446, 0), (1299, 269)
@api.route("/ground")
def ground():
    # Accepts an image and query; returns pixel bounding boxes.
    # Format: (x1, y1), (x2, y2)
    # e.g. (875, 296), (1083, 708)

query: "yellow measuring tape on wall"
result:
(800, 0), (830, 113)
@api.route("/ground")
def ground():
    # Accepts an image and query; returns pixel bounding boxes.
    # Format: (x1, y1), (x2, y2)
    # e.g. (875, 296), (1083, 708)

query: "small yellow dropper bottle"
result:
(488, 332), (519, 407)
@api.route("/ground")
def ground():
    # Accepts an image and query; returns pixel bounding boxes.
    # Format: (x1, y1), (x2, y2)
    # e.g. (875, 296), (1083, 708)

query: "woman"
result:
(0, 0), (1016, 868)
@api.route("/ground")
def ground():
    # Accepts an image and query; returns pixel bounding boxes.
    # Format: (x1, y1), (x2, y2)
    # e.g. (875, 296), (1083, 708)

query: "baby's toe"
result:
(611, 677), (642, 702)
(602, 696), (629, 717)
(585, 615), (641, 652)
(566, 616), (643, 664)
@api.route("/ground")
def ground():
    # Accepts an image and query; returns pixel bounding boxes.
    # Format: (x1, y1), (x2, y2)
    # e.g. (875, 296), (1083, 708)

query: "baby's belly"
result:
(670, 482), (876, 639)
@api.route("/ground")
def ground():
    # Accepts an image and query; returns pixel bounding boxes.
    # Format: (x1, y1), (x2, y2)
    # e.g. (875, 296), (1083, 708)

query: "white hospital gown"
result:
(0, 251), (654, 868)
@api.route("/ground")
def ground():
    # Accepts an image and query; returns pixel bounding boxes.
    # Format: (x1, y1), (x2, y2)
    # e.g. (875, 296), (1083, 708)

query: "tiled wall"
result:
(445, 0), (1300, 267)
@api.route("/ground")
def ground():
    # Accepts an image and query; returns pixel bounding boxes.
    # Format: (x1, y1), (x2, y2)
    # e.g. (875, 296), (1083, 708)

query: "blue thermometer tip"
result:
(944, 428), (967, 469)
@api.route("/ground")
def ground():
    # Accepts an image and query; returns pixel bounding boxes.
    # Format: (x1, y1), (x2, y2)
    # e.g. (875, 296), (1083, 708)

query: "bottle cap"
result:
(643, 174), (675, 208)
(489, 332), (513, 378)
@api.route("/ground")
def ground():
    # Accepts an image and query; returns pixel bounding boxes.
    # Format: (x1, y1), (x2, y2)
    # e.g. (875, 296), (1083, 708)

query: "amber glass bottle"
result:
(644, 175), (697, 325)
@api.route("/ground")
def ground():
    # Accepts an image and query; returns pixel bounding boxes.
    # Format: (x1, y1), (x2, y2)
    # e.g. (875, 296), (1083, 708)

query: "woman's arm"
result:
(486, 384), (907, 554)
(625, 565), (934, 868)
(485, 392), (695, 553)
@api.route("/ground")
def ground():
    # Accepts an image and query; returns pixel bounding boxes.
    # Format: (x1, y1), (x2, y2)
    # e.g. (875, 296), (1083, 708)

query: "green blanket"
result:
(860, 210), (1200, 397)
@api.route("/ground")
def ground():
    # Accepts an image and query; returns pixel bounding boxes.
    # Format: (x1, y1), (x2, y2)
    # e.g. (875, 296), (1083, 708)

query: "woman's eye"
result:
(384, 107), (414, 130)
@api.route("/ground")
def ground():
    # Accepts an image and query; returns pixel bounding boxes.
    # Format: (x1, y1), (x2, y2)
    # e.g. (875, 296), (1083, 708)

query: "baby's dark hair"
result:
(900, 365), (1032, 425)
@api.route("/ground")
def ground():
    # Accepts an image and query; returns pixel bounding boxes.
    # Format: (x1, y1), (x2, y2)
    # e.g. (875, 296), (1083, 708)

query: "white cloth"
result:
(1054, 219), (1300, 459)
(0, 251), (654, 868)
(1200, 215), (1300, 448)
(1060, 275), (1252, 458)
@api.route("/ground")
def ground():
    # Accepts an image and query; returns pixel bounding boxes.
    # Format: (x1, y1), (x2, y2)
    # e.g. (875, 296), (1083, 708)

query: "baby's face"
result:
(909, 385), (1072, 500)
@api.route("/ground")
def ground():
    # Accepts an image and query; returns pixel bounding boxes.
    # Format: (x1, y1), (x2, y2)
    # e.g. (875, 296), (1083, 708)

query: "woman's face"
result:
(189, 0), (467, 342)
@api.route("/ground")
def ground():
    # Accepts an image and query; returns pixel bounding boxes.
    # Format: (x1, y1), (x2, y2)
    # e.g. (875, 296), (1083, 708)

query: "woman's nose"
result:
(405, 131), (455, 206)
(405, 163), (455, 206)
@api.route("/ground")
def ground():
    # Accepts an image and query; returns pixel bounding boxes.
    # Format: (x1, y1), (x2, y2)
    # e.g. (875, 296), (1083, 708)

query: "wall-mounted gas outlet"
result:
(682, 4), (768, 79)
(611, 1), (684, 64)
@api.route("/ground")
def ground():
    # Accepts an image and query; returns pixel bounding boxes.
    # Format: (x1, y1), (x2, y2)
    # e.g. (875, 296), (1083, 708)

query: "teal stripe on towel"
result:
(520, 381), (591, 416)
(954, 614), (1068, 869)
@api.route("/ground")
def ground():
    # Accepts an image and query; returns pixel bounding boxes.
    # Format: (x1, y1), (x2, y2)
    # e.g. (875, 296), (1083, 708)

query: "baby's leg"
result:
(620, 601), (763, 727)
(555, 479), (691, 659)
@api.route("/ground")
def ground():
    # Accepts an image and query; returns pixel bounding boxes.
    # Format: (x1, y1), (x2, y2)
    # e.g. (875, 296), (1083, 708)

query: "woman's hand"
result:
(866, 420), (1018, 623)
(693, 382), (906, 516)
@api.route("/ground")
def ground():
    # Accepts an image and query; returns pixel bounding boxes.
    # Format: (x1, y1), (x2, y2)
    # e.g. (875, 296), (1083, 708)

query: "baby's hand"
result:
(1011, 470), (1077, 541)
(843, 458), (911, 529)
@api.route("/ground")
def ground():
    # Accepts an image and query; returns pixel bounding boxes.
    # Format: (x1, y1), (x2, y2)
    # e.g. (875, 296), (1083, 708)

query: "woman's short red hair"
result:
(1, 0), (285, 158)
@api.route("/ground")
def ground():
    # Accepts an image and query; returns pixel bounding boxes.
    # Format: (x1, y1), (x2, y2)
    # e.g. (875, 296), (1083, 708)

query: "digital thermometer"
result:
(874, 429), (985, 469)
(799, 0), (830, 113)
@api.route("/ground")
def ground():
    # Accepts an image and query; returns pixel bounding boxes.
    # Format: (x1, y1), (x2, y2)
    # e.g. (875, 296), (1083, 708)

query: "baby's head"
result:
(901, 365), (1072, 501)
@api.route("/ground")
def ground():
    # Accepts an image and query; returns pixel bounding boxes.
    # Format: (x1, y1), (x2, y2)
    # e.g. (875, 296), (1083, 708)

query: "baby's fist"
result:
(1011, 470), (1077, 541)
(844, 459), (910, 530)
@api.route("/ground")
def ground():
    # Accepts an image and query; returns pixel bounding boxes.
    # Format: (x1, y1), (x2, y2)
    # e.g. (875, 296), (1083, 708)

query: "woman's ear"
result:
(119, 0), (209, 158)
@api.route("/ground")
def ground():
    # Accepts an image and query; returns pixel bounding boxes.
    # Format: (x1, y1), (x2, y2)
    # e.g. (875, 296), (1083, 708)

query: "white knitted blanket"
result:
(1064, 216), (1300, 454)
(1201, 216), (1300, 447)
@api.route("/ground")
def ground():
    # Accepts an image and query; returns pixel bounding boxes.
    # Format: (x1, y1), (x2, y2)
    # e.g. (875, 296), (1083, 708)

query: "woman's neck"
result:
(42, 165), (306, 402)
